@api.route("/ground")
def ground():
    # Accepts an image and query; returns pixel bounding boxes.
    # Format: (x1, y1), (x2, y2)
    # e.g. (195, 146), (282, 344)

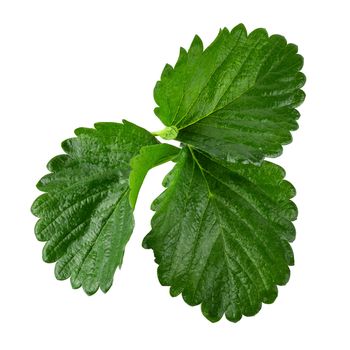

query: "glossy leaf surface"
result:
(32, 24), (305, 323)
(32, 121), (157, 294)
(154, 24), (305, 164)
(143, 147), (297, 322)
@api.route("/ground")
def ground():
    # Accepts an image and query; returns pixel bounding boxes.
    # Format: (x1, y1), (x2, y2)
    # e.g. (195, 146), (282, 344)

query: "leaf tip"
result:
(42, 242), (57, 263)
(100, 280), (113, 294)
(231, 23), (247, 37)
(83, 286), (99, 296)
(201, 304), (223, 323)
(141, 235), (150, 249)
(160, 63), (173, 80)
(190, 34), (203, 53)
(262, 286), (278, 304)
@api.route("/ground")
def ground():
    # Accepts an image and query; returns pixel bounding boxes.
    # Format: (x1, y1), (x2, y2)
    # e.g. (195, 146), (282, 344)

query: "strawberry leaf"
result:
(154, 24), (305, 164)
(32, 121), (157, 295)
(143, 147), (297, 322)
(32, 24), (305, 323)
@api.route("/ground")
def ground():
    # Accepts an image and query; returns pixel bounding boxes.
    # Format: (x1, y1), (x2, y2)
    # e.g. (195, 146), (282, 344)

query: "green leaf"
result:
(154, 24), (305, 164)
(32, 24), (304, 323)
(129, 144), (180, 208)
(143, 147), (297, 322)
(31, 120), (157, 295)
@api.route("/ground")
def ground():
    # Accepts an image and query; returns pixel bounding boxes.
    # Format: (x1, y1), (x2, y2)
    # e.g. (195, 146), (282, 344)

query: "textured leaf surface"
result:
(32, 120), (157, 295)
(154, 24), (305, 164)
(129, 144), (180, 208)
(143, 147), (297, 322)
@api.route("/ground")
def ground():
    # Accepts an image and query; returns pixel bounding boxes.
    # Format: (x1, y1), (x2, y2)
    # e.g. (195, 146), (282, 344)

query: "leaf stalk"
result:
(151, 126), (178, 140)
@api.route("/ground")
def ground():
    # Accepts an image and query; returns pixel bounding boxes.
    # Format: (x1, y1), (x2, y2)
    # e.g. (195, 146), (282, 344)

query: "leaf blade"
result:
(154, 24), (305, 163)
(32, 120), (157, 294)
(143, 147), (296, 322)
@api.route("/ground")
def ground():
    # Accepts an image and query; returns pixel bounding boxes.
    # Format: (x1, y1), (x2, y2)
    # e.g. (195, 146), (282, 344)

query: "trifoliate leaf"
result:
(129, 144), (180, 208)
(143, 147), (297, 322)
(154, 24), (305, 164)
(31, 120), (157, 295)
(32, 24), (305, 323)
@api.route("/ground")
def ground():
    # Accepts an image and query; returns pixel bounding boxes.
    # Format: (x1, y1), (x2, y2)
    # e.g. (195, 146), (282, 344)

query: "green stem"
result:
(151, 126), (178, 140)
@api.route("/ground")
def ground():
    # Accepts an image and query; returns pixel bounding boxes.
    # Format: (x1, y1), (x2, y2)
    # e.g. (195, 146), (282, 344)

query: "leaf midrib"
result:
(188, 148), (272, 295)
(173, 35), (286, 132)
(65, 188), (129, 283)
(171, 28), (245, 127)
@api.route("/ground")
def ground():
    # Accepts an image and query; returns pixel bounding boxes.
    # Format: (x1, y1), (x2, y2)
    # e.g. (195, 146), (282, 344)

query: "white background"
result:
(1, 0), (349, 349)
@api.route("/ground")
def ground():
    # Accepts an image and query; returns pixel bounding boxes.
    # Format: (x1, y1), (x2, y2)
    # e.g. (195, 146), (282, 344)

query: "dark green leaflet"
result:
(32, 121), (157, 295)
(154, 24), (305, 164)
(143, 147), (296, 322)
